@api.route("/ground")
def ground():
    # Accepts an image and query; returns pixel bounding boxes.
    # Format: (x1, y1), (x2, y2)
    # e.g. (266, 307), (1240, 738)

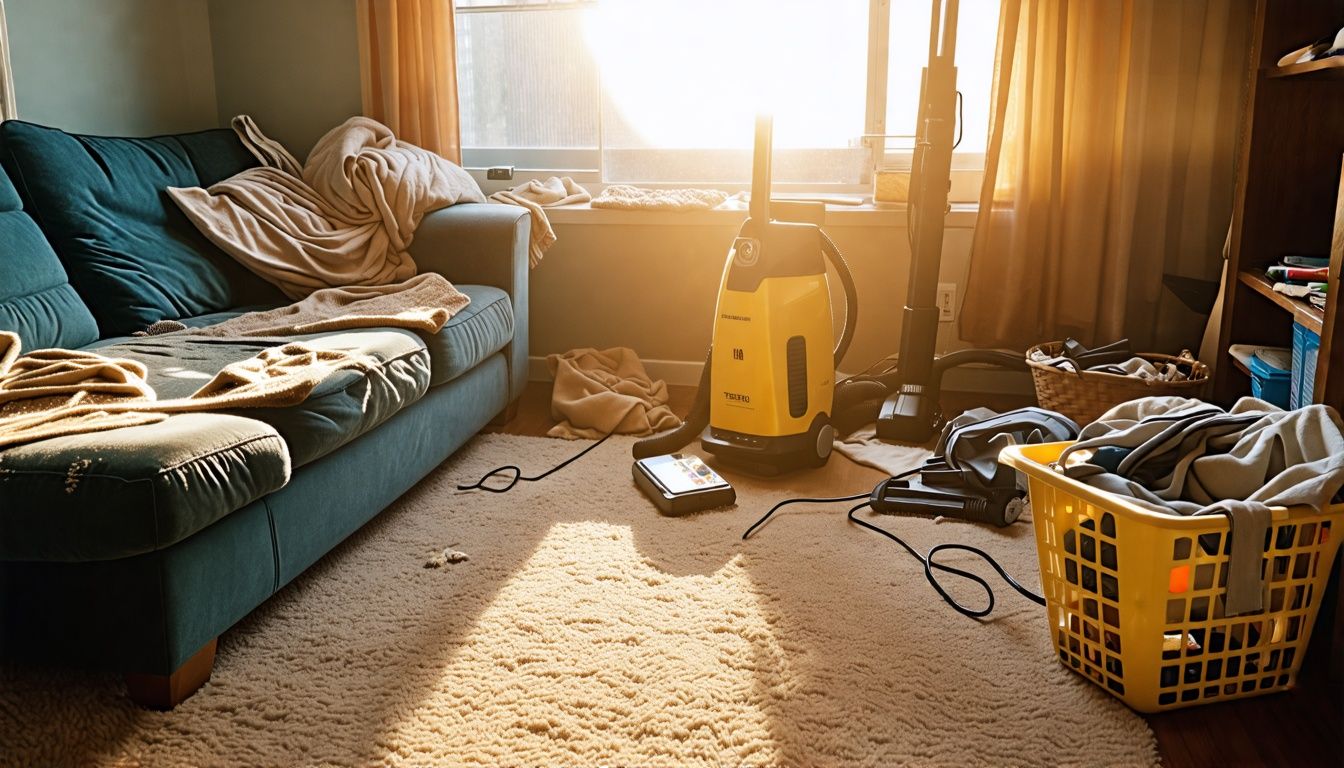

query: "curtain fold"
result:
(960, 0), (1252, 352)
(357, 0), (464, 163)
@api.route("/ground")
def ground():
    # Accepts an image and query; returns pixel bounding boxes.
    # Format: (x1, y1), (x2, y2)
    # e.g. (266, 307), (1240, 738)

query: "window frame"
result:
(457, 0), (986, 201)
(0, 0), (16, 121)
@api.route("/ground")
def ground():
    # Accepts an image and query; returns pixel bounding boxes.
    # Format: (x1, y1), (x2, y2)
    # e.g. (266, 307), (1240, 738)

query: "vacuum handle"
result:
(749, 114), (772, 235)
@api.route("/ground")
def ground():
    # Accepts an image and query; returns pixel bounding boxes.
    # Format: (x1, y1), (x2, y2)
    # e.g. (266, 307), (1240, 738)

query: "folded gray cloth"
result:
(1057, 396), (1344, 615)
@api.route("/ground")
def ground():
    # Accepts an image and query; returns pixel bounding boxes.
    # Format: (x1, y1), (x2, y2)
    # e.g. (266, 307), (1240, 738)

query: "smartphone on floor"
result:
(633, 453), (736, 515)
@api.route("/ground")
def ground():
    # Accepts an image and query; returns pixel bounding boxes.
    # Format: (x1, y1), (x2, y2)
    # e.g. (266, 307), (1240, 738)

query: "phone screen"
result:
(643, 453), (729, 495)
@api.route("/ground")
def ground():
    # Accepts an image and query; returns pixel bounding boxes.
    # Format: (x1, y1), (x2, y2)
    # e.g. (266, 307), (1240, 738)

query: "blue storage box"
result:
(1290, 322), (1321, 409)
(1249, 349), (1292, 408)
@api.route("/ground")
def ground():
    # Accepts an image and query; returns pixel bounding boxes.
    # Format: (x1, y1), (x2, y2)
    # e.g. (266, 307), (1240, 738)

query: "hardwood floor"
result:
(491, 381), (1344, 767)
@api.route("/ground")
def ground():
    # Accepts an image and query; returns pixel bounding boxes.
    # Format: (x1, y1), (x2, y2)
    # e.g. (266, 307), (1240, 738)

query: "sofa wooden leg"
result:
(489, 398), (520, 427)
(124, 638), (217, 710)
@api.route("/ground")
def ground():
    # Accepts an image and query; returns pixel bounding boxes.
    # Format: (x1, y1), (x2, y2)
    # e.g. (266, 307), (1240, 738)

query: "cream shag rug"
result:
(0, 434), (1157, 767)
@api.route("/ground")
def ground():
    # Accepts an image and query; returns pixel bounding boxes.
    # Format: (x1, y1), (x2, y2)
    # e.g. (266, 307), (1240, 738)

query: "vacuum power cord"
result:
(744, 469), (1046, 619)
(846, 501), (1046, 619)
(742, 491), (872, 540)
(458, 433), (613, 493)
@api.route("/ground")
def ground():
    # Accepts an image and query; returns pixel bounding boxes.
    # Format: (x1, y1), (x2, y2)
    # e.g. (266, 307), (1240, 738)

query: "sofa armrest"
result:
(410, 203), (530, 403)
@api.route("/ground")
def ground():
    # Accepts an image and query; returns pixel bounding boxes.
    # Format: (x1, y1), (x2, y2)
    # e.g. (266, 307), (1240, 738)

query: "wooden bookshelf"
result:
(1211, 0), (1344, 683)
(1235, 269), (1325, 333)
(1214, 0), (1344, 409)
(1265, 56), (1344, 80)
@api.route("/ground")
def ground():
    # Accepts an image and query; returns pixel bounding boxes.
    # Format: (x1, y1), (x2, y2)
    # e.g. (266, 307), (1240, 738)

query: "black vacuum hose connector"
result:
(632, 349), (711, 459)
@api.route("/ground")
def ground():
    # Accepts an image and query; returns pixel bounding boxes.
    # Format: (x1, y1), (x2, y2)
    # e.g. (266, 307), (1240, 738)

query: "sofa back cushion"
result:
(0, 121), (283, 337)
(0, 162), (99, 350)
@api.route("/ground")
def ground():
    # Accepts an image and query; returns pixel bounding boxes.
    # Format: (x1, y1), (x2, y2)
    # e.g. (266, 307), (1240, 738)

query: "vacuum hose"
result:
(632, 229), (858, 459)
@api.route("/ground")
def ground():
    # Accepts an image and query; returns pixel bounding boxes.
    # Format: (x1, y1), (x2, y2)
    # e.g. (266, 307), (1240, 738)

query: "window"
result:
(455, 0), (1000, 192)
(0, 0), (15, 121)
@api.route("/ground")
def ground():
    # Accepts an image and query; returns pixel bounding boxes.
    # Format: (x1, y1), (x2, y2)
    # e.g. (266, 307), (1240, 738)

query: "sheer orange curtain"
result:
(960, 0), (1252, 351)
(357, 0), (463, 163)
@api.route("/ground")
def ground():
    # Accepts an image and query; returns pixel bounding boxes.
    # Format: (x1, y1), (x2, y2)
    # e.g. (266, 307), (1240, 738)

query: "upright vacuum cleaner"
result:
(637, 0), (1024, 472)
(833, 0), (1024, 444)
(632, 116), (859, 475)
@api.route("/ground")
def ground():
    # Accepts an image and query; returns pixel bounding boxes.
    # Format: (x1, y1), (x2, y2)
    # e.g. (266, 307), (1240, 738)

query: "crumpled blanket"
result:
(591, 185), (743, 212)
(168, 115), (485, 299)
(489, 176), (590, 268)
(1057, 396), (1344, 615)
(546, 347), (681, 439)
(0, 331), (374, 451)
(178, 273), (468, 337)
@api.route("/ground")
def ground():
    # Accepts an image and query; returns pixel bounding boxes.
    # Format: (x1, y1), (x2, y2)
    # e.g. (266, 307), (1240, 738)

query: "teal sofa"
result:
(0, 121), (529, 707)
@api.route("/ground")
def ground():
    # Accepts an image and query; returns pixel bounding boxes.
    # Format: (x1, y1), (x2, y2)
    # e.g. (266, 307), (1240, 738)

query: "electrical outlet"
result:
(937, 283), (956, 323)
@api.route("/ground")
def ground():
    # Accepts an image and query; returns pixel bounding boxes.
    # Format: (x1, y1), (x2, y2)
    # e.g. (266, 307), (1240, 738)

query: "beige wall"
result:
(207, 0), (363, 158)
(531, 219), (978, 382)
(5, 0), (218, 135)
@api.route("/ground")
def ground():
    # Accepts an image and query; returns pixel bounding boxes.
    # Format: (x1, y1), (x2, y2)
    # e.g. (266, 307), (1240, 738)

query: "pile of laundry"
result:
(1028, 338), (1197, 381)
(1055, 396), (1344, 615)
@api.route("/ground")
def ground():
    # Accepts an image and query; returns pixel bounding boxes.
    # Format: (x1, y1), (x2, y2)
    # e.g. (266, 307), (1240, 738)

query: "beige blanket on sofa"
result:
(546, 347), (681, 439)
(186, 273), (469, 337)
(0, 331), (375, 450)
(168, 116), (485, 299)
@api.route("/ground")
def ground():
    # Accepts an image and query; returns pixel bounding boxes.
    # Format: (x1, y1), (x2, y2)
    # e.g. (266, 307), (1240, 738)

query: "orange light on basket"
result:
(1168, 565), (1191, 594)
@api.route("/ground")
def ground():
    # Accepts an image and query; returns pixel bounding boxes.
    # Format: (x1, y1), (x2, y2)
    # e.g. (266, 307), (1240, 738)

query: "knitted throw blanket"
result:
(590, 185), (738, 212)
(0, 331), (375, 450)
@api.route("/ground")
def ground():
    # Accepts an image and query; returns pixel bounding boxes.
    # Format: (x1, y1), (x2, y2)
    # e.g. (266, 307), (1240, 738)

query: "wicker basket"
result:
(1026, 342), (1209, 426)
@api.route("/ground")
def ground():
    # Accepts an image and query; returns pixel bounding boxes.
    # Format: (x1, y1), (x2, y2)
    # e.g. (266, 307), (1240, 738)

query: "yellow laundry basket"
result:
(1000, 441), (1344, 713)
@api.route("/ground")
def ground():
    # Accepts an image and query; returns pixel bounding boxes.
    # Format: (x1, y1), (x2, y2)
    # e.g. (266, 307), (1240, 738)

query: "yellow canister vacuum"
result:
(633, 116), (858, 475)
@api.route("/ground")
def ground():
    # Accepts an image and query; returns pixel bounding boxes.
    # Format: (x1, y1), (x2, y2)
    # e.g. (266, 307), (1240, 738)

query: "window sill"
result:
(542, 201), (979, 229)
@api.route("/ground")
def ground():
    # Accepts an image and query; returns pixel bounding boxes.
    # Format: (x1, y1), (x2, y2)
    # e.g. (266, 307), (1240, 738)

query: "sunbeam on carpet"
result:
(0, 433), (1158, 767)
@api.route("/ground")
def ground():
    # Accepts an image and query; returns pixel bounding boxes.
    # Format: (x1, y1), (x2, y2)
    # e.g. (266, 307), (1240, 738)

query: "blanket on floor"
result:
(546, 347), (681, 439)
(489, 176), (590, 267)
(168, 116), (484, 299)
(0, 331), (373, 450)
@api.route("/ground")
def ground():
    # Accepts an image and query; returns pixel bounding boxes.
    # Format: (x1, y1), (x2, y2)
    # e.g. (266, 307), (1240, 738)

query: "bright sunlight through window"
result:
(456, 0), (1000, 187)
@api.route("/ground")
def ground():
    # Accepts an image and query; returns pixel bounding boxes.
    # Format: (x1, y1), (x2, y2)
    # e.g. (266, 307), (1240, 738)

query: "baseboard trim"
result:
(528, 355), (1033, 395)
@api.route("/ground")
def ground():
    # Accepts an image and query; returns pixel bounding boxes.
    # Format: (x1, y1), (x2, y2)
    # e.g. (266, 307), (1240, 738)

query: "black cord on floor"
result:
(457, 433), (613, 493)
(846, 501), (1046, 619)
(743, 468), (921, 540)
(741, 491), (872, 540)
(741, 465), (1044, 619)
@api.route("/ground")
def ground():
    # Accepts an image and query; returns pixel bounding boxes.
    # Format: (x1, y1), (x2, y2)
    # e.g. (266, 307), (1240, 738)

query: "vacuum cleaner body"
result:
(702, 220), (837, 474)
(631, 114), (858, 475)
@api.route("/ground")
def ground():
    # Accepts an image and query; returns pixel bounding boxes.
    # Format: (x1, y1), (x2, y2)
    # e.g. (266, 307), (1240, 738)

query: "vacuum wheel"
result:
(808, 414), (835, 467)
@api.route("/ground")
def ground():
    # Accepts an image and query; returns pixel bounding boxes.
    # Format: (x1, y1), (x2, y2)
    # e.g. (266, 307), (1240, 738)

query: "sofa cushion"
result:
(94, 330), (433, 467)
(0, 121), (283, 337)
(417, 284), (515, 386)
(90, 284), (515, 388)
(0, 414), (289, 562)
(0, 164), (99, 350)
